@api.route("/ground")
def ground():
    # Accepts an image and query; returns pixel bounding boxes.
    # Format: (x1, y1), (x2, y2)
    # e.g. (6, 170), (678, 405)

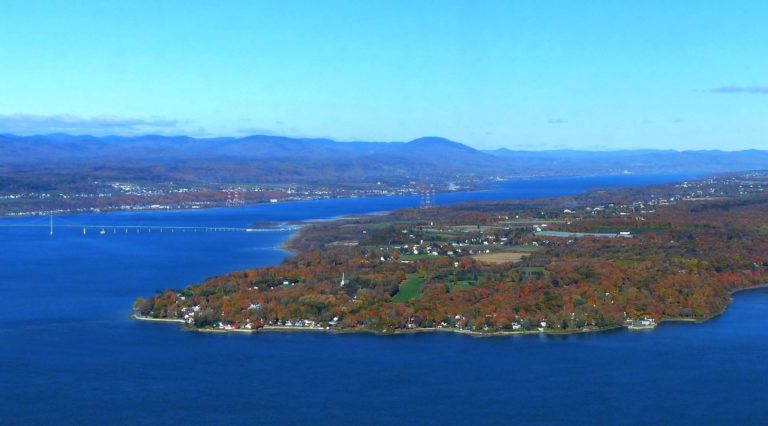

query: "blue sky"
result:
(0, 0), (766, 150)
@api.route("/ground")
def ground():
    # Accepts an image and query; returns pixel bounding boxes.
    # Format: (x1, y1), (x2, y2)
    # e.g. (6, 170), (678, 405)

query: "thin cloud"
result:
(709, 86), (768, 95)
(0, 113), (179, 134)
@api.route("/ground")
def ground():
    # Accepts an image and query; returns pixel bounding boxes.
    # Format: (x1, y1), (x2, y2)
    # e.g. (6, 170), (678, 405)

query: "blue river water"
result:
(3, 174), (767, 425)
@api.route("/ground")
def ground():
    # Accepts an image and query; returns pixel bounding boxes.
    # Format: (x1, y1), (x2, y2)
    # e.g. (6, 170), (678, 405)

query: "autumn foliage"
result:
(135, 188), (768, 333)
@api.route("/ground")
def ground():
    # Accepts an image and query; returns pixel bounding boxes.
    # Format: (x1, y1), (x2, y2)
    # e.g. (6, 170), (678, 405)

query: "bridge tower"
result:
(226, 189), (245, 207)
(419, 185), (436, 209)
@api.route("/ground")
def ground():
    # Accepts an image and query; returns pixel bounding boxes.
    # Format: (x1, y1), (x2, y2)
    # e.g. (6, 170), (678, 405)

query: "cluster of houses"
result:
(208, 316), (343, 331)
(396, 233), (514, 260)
(560, 176), (767, 220)
(216, 321), (265, 331)
(625, 316), (657, 330)
(181, 305), (201, 324)
(431, 314), (542, 332)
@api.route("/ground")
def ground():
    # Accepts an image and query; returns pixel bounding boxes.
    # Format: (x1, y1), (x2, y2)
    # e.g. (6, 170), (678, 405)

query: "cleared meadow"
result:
(471, 252), (528, 264)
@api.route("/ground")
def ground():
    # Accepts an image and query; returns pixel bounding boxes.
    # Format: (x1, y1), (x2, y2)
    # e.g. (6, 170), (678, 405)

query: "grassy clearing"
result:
(399, 254), (440, 261)
(471, 252), (528, 264)
(392, 274), (426, 302)
(505, 245), (541, 252)
(519, 266), (545, 279)
(451, 280), (474, 291)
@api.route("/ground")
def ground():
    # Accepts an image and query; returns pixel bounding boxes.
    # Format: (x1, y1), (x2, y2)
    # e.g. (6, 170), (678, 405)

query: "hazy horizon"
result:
(2, 131), (767, 154)
(1, 1), (766, 150)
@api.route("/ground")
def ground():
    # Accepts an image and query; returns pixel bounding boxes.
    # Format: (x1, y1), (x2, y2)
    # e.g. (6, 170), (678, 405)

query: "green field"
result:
(399, 254), (439, 261)
(392, 274), (426, 302)
(450, 280), (474, 291)
(519, 266), (545, 279)
(505, 245), (542, 252)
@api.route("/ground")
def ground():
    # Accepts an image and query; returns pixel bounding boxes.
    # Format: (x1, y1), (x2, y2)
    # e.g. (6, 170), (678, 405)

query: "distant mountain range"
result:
(1, 133), (767, 186)
(0, 134), (481, 165)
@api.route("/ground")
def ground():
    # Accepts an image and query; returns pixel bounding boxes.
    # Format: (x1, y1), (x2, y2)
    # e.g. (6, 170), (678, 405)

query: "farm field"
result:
(471, 251), (529, 264)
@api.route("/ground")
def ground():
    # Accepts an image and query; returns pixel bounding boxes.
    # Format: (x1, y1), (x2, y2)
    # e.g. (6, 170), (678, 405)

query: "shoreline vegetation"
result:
(132, 282), (768, 338)
(133, 172), (768, 338)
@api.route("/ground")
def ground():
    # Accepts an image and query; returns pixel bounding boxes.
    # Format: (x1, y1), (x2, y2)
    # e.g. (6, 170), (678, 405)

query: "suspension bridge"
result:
(0, 215), (300, 236)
